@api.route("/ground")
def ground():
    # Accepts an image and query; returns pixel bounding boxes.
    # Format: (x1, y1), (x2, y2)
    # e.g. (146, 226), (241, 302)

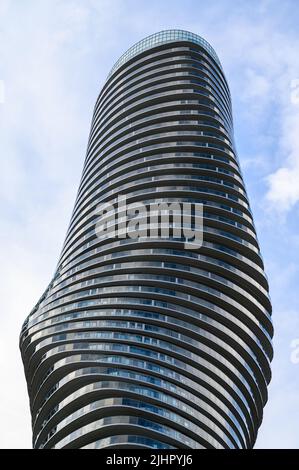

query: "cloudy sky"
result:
(0, 0), (299, 449)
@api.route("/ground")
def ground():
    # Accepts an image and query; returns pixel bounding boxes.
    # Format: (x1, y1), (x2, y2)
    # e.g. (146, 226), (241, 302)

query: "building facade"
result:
(20, 30), (273, 449)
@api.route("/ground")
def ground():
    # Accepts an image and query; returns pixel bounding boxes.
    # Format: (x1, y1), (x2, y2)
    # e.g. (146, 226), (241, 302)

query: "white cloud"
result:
(244, 69), (271, 99)
(266, 109), (299, 211)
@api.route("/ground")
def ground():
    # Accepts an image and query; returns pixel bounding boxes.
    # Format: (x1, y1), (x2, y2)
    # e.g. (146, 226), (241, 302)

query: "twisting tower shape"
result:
(20, 30), (273, 449)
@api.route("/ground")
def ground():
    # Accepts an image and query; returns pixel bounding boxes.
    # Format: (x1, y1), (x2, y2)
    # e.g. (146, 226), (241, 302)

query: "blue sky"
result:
(0, 0), (299, 448)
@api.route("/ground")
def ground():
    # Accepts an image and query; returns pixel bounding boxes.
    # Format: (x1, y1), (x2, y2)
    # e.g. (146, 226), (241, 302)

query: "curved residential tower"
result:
(20, 30), (273, 449)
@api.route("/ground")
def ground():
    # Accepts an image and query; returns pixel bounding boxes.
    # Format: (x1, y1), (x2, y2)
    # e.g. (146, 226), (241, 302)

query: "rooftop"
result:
(106, 29), (222, 81)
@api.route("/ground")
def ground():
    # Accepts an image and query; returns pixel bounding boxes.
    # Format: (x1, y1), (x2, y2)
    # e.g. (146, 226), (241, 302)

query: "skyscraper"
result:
(20, 30), (273, 449)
